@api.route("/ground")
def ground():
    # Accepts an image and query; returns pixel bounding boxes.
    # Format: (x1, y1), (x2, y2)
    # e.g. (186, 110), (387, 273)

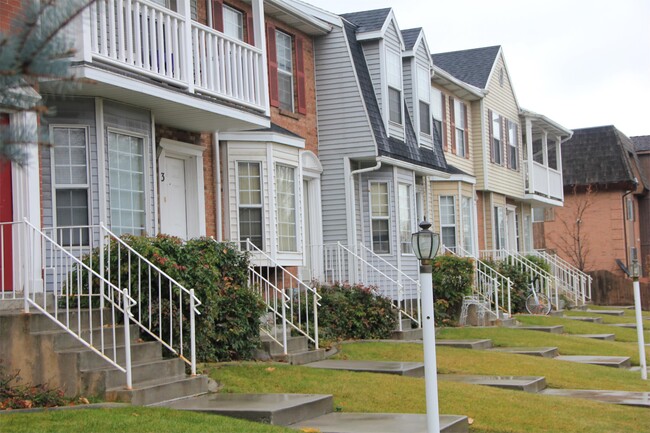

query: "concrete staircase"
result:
(391, 318), (423, 340)
(257, 326), (326, 365)
(0, 308), (208, 405)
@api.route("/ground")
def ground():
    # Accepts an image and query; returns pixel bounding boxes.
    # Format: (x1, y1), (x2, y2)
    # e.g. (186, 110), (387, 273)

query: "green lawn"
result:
(0, 407), (295, 433)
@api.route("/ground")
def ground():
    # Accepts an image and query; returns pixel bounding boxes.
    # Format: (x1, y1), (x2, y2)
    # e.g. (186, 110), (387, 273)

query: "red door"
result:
(0, 114), (13, 291)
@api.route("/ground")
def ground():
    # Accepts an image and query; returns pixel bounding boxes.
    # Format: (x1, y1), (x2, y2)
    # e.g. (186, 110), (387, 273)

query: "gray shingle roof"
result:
(431, 46), (501, 89)
(341, 8), (391, 33)
(342, 20), (447, 172)
(562, 125), (648, 189)
(401, 28), (421, 51)
(632, 135), (650, 152)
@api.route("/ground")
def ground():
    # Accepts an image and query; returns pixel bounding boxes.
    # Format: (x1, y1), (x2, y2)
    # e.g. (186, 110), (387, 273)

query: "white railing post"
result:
(190, 288), (197, 375)
(313, 292), (319, 349)
(281, 293), (288, 356)
(99, 223), (106, 310)
(179, 0), (194, 92)
(123, 288), (133, 390)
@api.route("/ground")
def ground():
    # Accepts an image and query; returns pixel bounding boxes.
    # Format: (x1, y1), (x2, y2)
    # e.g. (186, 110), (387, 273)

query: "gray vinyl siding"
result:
(41, 96), (99, 231)
(314, 24), (376, 245)
(102, 100), (155, 235)
(403, 57), (414, 127)
(363, 41), (382, 114)
(384, 20), (405, 141)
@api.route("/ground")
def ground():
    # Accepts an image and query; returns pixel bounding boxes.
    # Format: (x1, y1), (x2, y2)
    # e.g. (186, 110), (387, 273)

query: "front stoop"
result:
(258, 334), (327, 365)
(391, 318), (423, 340)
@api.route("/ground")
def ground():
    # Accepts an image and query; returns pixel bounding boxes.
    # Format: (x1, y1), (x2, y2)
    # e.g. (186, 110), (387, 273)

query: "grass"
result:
(436, 326), (648, 365)
(0, 407), (295, 433)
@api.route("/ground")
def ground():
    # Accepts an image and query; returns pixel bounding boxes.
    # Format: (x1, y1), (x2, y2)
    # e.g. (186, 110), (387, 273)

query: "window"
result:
(548, 138), (558, 170)
(417, 67), (431, 135)
(52, 126), (90, 246)
(108, 131), (146, 237)
(276, 164), (297, 252)
(386, 50), (402, 124)
(454, 100), (467, 157)
(627, 198), (634, 221)
(238, 162), (263, 249)
(461, 196), (474, 255)
(370, 182), (390, 254)
(508, 120), (518, 170)
(431, 88), (443, 148)
(494, 206), (506, 250)
(533, 138), (544, 164)
(398, 184), (413, 254)
(440, 196), (456, 251)
(223, 5), (244, 41)
(492, 112), (502, 165)
(276, 30), (294, 112)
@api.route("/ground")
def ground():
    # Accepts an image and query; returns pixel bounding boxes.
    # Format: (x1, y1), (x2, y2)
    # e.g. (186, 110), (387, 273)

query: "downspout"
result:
(622, 185), (636, 268)
(213, 133), (223, 241)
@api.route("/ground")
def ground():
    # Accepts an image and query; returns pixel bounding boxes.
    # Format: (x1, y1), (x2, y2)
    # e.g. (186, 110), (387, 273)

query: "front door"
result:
(160, 156), (189, 239)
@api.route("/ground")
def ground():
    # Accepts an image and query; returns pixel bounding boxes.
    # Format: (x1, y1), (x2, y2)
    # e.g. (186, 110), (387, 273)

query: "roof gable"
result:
(431, 45), (500, 89)
(341, 8), (404, 48)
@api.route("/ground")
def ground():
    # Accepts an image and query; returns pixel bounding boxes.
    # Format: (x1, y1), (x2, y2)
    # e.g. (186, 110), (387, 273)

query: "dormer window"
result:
(431, 88), (443, 147)
(417, 67), (431, 135)
(386, 50), (402, 125)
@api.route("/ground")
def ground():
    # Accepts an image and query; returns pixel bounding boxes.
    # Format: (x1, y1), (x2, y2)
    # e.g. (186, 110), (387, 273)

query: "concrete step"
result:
(82, 357), (187, 391)
(0, 293), (55, 311)
(572, 334), (616, 341)
(540, 389), (650, 408)
(493, 317), (517, 327)
(488, 347), (559, 358)
(106, 374), (208, 406)
(33, 324), (140, 350)
(390, 328), (423, 340)
(516, 325), (564, 334)
(291, 413), (469, 433)
(585, 309), (625, 316)
(395, 318), (414, 331)
(564, 316), (603, 323)
(29, 309), (109, 332)
(608, 323), (640, 329)
(438, 374), (547, 393)
(549, 310), (565, 317)
(261, 335), (308, 355)
(57, 340), (162, 370)
(305, 360), (424, 377)
(160, 393), (334, 426)
(276, 348), (327, 365)
(436, 339), (493, 350)
(555, 355), (632, 369)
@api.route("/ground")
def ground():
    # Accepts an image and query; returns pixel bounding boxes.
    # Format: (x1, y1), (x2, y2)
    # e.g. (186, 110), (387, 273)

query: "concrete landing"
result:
(160, 393), (333, 425)
(586, 309), (625, 316)
(540, 389), (650, 408)
(555, 355), (632, 369)
(572, 334), (616, 341)
(608, 323), (639, 329)
(438, 374), (547, 393)
(606, 306), (635, 310)
(291, 413), (469, 433)
(516, 325), (564, 334)
(564, 316), (603, 323)
(436, 339), (493, 350)
(488, 347), (559, 358)
(305, 360), (424, 377)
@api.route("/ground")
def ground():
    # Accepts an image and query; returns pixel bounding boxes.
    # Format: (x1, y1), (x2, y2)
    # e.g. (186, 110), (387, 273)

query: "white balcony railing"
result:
(526, 161), (563, 201)
(87, 0), (265, 111)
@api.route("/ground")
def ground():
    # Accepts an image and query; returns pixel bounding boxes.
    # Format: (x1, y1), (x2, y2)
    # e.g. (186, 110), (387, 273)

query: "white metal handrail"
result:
(318, 242), (421, 329)
(245, 240), (320, 352)
(18, 220), (137, 389)
(531, 250), (592, 306)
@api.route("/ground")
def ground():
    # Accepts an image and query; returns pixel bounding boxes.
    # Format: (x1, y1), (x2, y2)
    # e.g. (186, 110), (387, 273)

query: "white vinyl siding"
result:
(398, 183), (413, 255)
(238, 161), (263, 249)
(52, 126), (90, 246)
(276, 164), (297, 252)
(108, 131), (146, 237)
(276, 30), (294, 112)
(370, 182), (390, 254)
(440, 196), (456, 250)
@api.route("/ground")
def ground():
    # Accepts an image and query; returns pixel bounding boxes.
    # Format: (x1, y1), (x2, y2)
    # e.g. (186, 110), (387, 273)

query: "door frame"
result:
(158, 139), (206, 239)
(300, 150), (323, 281)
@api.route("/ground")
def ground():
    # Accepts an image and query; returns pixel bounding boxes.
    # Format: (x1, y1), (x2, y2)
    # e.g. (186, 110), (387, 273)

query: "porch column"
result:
(525, 118), (533, 193)
(542, 131), (550, 199)
(251, 0), (270, 117)
(179, 0), (195, 93)
(11, 111), (43, 293)
(556, 134), (564, 201)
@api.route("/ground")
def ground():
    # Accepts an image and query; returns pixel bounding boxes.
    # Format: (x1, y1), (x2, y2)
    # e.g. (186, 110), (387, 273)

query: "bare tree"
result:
(554, 185), (595, 271)
(0, 0), (96, 164)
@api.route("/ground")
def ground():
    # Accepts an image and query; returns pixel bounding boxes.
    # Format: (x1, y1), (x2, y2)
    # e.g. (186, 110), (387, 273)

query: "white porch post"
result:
(178, 0), (195, 93)
(556, 134), (564, 201)
(251, 0), (270, 117)
(11, 111), (43, 293)
(525, 118), (533, 194)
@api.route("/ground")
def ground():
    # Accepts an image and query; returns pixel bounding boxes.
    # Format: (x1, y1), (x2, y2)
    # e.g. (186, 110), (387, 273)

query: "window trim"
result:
(369, 181), (391, 255)
(491, 111), (503, 165)
(439, 195), (457, 251)
(398, 183), (414, 255)
(385, 48), (403, 126)
(417, 66), (431, 137)
(222, 4), (244, 41)
(275, 29), (295, 112)
(454, 100), (467, 158)
(494, 206), (506, 250)
(236, 160), (265, 250)
(50, 124), (91, 246)
(508, 120), (519, 171)
(461, 196), (474, 255)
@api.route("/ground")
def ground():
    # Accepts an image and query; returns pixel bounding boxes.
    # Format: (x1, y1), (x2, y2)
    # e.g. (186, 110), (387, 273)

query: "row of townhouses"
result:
(0, 0), (599, 399)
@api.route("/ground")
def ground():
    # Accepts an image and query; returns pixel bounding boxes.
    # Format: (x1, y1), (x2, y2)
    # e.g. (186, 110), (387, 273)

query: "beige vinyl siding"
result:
(430, 180), (474, 236)
(470, 100), (485, 189)
(483, 54), (524, 199)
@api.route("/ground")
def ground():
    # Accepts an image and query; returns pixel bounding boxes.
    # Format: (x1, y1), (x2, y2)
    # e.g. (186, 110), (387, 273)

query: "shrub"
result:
(316, 282), (397, 341)
(0, 364), (66, 410)
(488, 260), (529, 314)
(431, 255), (475, 326)
(77, 235), (264, 362)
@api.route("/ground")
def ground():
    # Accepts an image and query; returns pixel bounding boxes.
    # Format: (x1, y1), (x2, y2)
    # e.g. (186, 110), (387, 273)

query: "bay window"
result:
(370, 182), (390, 254)
(276, 164), (297, 252)
(238, 162), (263, 249)
(440, 196), (456, 251)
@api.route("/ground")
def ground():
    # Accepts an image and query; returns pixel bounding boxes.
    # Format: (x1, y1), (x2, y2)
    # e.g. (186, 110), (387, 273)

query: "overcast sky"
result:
(303, 0), (650, 137)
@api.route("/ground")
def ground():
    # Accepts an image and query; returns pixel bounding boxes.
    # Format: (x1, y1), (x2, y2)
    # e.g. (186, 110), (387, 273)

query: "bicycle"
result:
(525, 281), (551, 315)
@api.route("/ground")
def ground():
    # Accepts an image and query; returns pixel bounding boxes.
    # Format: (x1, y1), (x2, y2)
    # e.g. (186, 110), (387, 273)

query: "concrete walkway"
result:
(291, 413), (468, 433)
(540, 389), (650, 408)
(305, 360), (424, 377)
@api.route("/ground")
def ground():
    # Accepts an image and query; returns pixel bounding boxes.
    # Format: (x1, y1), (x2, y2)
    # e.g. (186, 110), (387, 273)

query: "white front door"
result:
(160, 156), (188, 239)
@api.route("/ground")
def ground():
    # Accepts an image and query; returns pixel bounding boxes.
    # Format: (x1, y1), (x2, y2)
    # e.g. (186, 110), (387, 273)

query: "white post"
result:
(420, 263), (440, 433)
(178, 0), (195, 92)
(190, 289), (197, 376)
(632, 276), (647, 380)
(123, 289), (133, 389)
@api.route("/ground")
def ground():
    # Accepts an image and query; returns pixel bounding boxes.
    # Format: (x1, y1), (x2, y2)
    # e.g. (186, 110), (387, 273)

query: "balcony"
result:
(51, 0), (269, 131)
(524, 161), (563, 205)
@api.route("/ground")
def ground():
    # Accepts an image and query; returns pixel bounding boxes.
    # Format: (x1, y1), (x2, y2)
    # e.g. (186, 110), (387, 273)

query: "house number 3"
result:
(161, 172), (165, 182)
